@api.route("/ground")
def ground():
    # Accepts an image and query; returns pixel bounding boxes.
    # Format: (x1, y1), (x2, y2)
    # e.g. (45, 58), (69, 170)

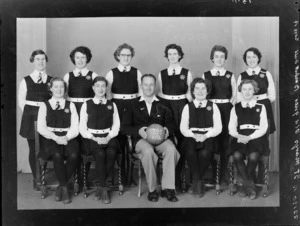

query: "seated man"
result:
(122, 74), (180, 202)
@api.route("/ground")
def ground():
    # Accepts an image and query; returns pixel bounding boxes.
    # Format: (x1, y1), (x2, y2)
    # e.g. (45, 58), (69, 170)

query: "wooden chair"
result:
(180, 154), (221, 195)
(126, 135), (164, 197)
(228, 155), (269, 197)
(81, 152), (124, 198)
(34, 121), (79, 199)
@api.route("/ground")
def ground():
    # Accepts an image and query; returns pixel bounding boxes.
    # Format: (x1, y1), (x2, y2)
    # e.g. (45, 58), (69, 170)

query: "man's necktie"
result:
(37, 73), (42, 83)
(55, 101), (60, 110)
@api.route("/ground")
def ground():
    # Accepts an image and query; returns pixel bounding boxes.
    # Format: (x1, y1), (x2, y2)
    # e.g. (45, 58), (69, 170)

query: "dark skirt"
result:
(181, 137), (216, 153)
(73, 102), (84, 117)
(82, 136), (120, 156)
(227, 134), (270, 157)
(257, 98), (276, 134)
(164, 98), (188, 131)
(39, 135), (79, 160)
(20, 105), (39, 139)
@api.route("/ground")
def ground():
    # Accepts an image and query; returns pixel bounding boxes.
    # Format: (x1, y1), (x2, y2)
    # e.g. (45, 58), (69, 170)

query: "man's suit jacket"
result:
(122, 96), (176, 141)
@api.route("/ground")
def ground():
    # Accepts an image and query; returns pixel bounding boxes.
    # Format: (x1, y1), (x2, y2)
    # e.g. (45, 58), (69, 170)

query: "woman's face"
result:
(50, 81), (65, 99)
(246, 51), (259, 68)
(213, 51), (226, 68)
(117, 48), (132, 67)
(241, 83), (255, 101)
(93, 81), (107, 98)
(74, 52), (87, 69)
(33, 54), (46, 71)
(167, 49), (180, 64)
(193, 83), (208, 101)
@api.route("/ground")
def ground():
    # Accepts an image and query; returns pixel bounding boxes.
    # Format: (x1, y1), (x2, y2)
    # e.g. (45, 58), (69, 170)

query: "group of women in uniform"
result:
(18, 43), (276, 204)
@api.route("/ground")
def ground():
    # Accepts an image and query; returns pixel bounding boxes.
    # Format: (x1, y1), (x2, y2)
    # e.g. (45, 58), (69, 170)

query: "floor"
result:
(17, 168), (280, 210)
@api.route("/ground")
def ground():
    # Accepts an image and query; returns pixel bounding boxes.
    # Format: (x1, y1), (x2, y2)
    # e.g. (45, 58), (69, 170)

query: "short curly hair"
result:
(69, 46), (92, 65)
(190, 77), (212, 99)
(29, 49), (48, 63)
(238, 79), (260, 94)
(243, 47), (262, 65)
(210, 45), (228, 61)
(92, 76), (108, 87)
(113, 43), (135, 62)
(164, 44), (184, 62)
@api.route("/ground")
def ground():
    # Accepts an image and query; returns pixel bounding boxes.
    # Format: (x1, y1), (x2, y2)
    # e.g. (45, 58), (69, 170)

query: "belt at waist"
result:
(239, 124), (259, 130)
(88, 128), (110, 134)
(47, 127), (69, 132)
(68, 97), (91, 102)
(210, 99), (230, 103)
(161, 94), (186, 100)
(112, 93), (138, 99)
(190, 127), (212, 132)
(25, 100), (43, 107)
(253, 94), (268, 101)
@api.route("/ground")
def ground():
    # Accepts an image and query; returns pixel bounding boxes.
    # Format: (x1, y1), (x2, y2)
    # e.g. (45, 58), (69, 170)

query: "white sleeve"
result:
(79, 102), (93, 139)
(105, 70), (114, 100)
(230, 74), (237, 105)
(266, 71), (276, 103)
(236, 75), (243, 103)
(137, 70), (143, 97)
(180, 104), (195, 138)
(65, 102), (79, 140)
(37, 103), (58, 141)
(228, 107), (239, 138)
(18, 79), (27, 112)
(185, 71), (193, 102)
(108, 103), (120, 138)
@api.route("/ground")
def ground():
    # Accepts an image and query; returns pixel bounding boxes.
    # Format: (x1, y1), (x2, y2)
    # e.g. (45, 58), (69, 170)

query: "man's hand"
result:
(138, 127), (148, 140)
(163, 127), (169, 140)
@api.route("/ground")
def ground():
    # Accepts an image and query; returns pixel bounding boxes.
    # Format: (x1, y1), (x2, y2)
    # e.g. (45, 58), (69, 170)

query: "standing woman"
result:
(37, 77), (79, 204)
(180, 78), (222, 197)
(157, 44), (193, 188)
(18, 49), (52, 190)
(237, 47), (276, 183)
(105, 43), (142, 185)
(228, 79), (268, 200)
(80, 76), (120, 204)
(63, 46), (99, 183)
(202, 45), (237, 185)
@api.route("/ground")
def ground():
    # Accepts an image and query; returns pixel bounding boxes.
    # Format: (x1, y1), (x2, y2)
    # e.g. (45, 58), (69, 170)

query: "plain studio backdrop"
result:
(16, 17), (279, 172)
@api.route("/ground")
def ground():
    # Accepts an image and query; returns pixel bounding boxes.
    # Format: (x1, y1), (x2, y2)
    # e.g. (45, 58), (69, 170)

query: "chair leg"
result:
(138, 160), (142, 197)
(40, 161), (47, 199)
(262, 156), (269, 197)
(83, 161), (88, 198)
(215, 154), (221, 195)
(118, 159), (124, 195)
(181, 160), (188, 193)
(74, 168), (79, 196)
(229, 156), (237, 195)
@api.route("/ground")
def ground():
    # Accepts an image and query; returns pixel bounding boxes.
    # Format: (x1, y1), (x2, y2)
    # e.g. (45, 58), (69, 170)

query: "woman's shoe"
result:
(195, 180), (204, 198)
(102, 187), (111, 204)
(55, 185), (62, 202)
(62, 186), (71, 204)
(187, 181), (197, 194)
(94, 186), (102, 201)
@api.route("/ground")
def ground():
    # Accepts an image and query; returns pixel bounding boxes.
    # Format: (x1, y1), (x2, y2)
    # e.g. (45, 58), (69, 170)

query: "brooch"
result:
(107, 105), (112, 110)
(86, 75), (91, 80)
(256, 108), (260, 112)
(226, 74), (231, 79)
(64, 108), (70, 113)
(207, 106), (212, 111)
(180, 74), (185, 80)
(259, 73), (265, 78)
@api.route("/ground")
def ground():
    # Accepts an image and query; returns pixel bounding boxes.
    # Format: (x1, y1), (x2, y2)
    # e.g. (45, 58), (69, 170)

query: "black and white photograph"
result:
(2, 0), (299, 225)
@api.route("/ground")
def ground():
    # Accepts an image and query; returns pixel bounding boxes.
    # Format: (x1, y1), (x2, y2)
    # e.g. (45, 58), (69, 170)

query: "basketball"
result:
(146, 124), (166, 145)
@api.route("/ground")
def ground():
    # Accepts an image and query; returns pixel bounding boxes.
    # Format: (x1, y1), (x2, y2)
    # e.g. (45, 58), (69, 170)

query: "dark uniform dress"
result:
(240, 69), (276, 134)
(67, 71), (94, 113)
(227, 102), (269, 157)
(160, 68), (189, 135)
(204, 70), (233, 182)
(39, 100), (79, 186)
(82, 99), (120, 186)
(111, 67), (139, 184)
(19, 75), (52, 179)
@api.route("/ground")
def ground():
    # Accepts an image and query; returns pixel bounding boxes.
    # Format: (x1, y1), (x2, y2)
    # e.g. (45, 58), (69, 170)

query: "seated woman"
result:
(79, 76), (120, 204)
(228, 79), (268, 200)
(180, 78), (222, 198)
(37, 77), (79, 204)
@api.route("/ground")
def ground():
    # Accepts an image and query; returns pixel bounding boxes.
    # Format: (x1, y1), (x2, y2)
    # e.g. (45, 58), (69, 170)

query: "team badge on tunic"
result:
(64, 108), (70, 113)
(256, 108), (260, 112)
(259, 73), (265, 78)
(180, 74), (185, 80)
(226, 74), (231, 79)
(86, 75), (91, 80)
(107, 105), (112, 110)
(207, 106), (212, 111)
